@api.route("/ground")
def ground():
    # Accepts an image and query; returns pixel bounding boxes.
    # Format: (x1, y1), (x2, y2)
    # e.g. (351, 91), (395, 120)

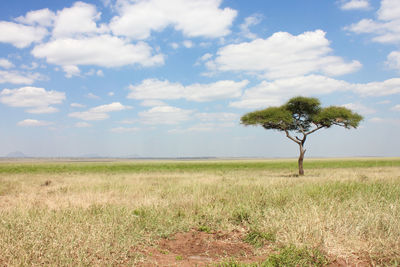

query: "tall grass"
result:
(0, 159), (399, 265)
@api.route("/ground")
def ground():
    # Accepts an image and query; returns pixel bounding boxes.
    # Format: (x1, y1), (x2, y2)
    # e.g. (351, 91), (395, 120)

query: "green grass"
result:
(0, 157), (399, 174)
(218, 245), (328, 266)
(0, 159), (399, 265)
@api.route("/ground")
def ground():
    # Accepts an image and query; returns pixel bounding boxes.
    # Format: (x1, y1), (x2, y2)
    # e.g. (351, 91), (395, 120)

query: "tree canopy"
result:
(241, 96), (363, 175)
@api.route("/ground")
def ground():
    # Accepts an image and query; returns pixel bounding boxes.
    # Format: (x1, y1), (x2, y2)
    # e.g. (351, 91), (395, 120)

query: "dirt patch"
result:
(134, 230), (373, 266)
(134, 229), (270, 266)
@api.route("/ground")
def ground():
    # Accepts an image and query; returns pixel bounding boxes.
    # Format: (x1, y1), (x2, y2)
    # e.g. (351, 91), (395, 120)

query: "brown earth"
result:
(133, 229), (373, 266)
(133, 229), (271, 266)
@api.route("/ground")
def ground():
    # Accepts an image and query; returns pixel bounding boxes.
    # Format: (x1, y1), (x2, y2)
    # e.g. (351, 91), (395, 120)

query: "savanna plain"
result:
(0, 158), (399, 266)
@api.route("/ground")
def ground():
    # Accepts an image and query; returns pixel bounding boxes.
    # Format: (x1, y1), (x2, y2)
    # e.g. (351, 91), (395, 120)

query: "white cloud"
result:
(239, 14), (263, 39)
(207, 30), (361, 79)
(0, 86), (65, 113)
(96, 70), (104, 77)
(345, 0), (400, 44)
(32, 35), (164, 69)
(87, 93), (100, 99)
(118, 119), (136, 124)
(128, 79), (248, 102)
(0, 58), (14, 69)
(20, 62), (39, 70)
(110, 0), (237, 39)
(71, 103), (86, 108)
(68, 102), (130, 121)
(386, 51), (400, 71)
(52, 2), (107, 38)
(15, 8), (56, 27)
(230, 75), (350, 109)
(199, 53), (213, 62)
(195, 112), (239, 122)
(340, 0), (370, 10)
(355, 77), (400, 96)
(63, 65), (81, 78)
(108, 92), (114, 96)
(0, 21), (48, 48)
(369, 117), (400, 124)
(392, 104), (400, 111)
(140, 100), (167, 107)
(27, 106), (59, 114)
(170, 42), (179, 49)
(75, 122), (92, 128)
(0, 70), (43, 85)
(110, 126), (139, 133)
(17, 119), (52, 127)
(183, 40), (194, 48)
(230, 75), (400, 109)
(139, 105), (193, 125)
(342, 103), (376, 114)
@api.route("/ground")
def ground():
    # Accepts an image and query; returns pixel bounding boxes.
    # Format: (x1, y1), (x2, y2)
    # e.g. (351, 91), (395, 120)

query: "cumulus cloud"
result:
(0, 21), (48, 48)
(183, 40), (194, 48)
(70, 103), (86, 108)
(386, 51), (400, 71)
(87, 93), (100, 99)
(139, 106), (193, 125)
(342, 103), (376, 115)
(63, 65), (81, 78)
(195, 112), (239, 122)
(32, 35), (164, 69)
(340, 0), (370, 10)
(0, 70), (43, 85)
(68, 102), (130, 121)
(239, 14), (263, 39)
(207, 30), (361, 79)
(52, 2), (108, 38)
(392, 104), (400, 111)
(230, 75), (400, 109)
(140, 100), (167, 107)
(345, 0), (400, 44)
(110, 0), (237, 39)
(0, 86), (65, 113)
(0, 58), (14, 69)
(128, 79), (248, 102)
(15, 8), (56, 27)
(17, 119), (52, 127)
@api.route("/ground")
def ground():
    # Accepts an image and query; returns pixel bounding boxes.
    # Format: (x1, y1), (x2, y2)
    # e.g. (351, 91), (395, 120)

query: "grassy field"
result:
(0, 158), (399, 266)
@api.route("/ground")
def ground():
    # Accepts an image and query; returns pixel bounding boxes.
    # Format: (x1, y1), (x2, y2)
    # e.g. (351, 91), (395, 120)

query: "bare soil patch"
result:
(134, 229), (271, 266)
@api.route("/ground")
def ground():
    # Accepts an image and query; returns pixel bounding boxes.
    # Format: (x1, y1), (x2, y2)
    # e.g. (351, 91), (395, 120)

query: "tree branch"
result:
(305, 125), (325, 136)
(285, 130), (301, 144)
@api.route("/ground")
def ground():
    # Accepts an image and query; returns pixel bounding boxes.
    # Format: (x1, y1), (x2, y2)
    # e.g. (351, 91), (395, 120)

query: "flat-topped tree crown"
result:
(241, 96), (363, 175)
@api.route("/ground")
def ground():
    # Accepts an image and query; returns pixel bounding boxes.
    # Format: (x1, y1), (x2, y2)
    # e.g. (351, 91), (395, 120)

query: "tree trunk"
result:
(298, 145), (306, 176)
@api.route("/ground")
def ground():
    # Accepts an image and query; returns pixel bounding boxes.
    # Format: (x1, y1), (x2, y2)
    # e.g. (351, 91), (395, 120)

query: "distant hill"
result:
(5, 151), (29, 158)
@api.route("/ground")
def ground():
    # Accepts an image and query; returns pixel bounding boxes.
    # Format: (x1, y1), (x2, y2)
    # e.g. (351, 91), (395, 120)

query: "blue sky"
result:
(0, 0), (399, 158)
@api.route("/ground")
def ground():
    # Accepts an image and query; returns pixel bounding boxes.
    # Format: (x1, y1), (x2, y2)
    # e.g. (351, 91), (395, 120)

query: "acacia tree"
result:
(241, 96), (363, 175)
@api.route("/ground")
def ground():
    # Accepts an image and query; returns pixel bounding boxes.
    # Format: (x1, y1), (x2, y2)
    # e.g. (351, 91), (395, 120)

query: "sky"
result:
(0, 0), (399, 158)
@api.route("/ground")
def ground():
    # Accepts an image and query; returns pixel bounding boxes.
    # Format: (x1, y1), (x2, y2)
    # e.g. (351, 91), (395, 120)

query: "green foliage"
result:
(217, 245), (328, 266)
(263, 245), (329, 267)
(284, 96), (321, 131)
(244, 229), (276, 248)
(315, 106), (363, 128)
(240, 96), (363, 133)
(240, 107), (293, 131)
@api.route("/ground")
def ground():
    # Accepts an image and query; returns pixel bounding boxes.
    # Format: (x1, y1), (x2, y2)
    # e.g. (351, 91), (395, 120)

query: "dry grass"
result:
(0, 160), (399, 265)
